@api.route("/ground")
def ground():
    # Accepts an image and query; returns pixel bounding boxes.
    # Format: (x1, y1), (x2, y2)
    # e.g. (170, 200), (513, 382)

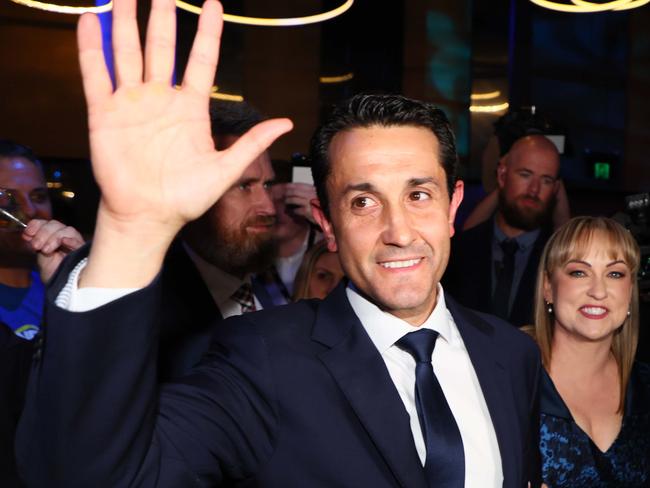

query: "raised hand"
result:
(22, 219), (85, 283)
(282, 182), (318, 224)
(76, 0), (292, 287)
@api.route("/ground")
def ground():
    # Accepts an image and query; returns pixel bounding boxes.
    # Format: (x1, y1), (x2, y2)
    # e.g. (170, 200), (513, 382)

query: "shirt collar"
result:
(182, 242), (251, 303)
(493, 218), (540, 251)
(346, 282), (455, 355)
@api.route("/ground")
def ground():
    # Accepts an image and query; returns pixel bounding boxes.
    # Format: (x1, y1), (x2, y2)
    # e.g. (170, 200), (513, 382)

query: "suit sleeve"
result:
(16, 251), (278, 487)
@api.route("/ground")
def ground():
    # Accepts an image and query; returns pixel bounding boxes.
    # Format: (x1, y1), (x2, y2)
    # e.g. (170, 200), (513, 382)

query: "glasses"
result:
(0, 189), (28, 231)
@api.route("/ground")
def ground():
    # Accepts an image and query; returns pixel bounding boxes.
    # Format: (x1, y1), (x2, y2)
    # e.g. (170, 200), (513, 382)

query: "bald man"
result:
(443, 135), (561, 326)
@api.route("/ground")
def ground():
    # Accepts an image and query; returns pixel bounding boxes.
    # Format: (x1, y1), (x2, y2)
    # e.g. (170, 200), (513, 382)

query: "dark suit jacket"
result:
(443, 219), (551, 327)
(159, 240), (223, 381)
(17, 250), (541, 487)
(0, 322), (31, 488)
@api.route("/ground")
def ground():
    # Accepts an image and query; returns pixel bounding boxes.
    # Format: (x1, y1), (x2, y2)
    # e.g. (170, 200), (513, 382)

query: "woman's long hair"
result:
(533, 216), (640, 412)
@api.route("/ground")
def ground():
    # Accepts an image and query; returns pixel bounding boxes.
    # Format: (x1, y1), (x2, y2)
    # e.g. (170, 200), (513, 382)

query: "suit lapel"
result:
(473, 221), (495, 312)
(312, 285), (428, 488)
(446, 295), (521, 488)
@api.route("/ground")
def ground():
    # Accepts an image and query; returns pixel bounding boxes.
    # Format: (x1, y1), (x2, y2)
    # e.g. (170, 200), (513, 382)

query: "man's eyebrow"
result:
(517, 166), (557, 180)
(342, 182), (374, 194)
(408, 177), (436, 187)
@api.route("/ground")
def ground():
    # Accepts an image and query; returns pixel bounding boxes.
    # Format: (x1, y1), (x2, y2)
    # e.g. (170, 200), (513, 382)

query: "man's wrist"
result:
(79, 205), (178, 288)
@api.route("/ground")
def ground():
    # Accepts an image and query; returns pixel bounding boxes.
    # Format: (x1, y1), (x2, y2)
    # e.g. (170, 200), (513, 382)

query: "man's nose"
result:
(254, 186), (276, 216)
(381, 203), (416, 247)
(16, 193), (37, 218)
(527, 177), (541, 197)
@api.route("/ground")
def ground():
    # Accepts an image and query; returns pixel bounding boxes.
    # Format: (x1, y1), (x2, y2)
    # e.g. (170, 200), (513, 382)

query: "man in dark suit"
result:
(159, 100), (278, 380)
(444, 135), (561, 327)
(17, 1), (541, 487)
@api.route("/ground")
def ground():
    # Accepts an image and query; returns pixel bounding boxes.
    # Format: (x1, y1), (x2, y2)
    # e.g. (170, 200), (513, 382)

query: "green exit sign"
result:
(594, 162), (610, 180)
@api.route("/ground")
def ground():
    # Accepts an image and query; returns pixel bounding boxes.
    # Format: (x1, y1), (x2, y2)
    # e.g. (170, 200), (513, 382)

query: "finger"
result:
(30, 221), (67, 250)
(285, 196), (308, 208)
(61, 236), (85, 252)
(23, 219), (47, 239)
(78, 13), (113, 108)
(42, 232), (81, 254)
(182, 0), (223, 96)
(144, 0), (176, 83)
(112, 0), (143, 87)
(211, 118), (293, 197)
(285, 183), (316, 198)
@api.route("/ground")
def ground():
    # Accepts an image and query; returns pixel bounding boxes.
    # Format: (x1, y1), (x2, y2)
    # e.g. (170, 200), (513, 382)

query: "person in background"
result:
(15, 1), (541, 485)
(159, 99), (280, 380)
(292, 239), (344, 301)
(0, 217), (85, 487)
(0, 141), (83, 340)
(254, 157), (321, 306)
(531, 216), (649, 487)
(444, 134), (563, 327)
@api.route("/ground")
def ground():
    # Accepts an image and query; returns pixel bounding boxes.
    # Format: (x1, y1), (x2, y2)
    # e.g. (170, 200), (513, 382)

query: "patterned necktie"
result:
(231, 282), (256, 314)
(397, 329), (465, 487)
(493, 238), (519, 320)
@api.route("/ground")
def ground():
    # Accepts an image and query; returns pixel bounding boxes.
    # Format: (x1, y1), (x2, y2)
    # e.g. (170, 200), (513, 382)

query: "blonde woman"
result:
(292, 239), (345, 301)
(532, 216), (649, 487)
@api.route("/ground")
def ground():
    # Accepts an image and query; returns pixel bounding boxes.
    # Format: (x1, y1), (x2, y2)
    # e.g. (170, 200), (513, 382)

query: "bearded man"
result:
(158, 100), (279, 380)
(443, 135), (561, 326)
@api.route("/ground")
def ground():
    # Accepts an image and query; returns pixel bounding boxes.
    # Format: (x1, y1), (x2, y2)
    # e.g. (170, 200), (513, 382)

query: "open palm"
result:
(78, 0), (291, 236)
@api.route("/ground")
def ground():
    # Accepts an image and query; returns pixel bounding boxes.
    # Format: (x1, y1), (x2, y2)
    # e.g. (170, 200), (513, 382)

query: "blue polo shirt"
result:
(0, 270), (44, 340)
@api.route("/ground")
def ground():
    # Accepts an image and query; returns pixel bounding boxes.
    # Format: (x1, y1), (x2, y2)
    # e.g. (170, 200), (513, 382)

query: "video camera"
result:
(621, 192), (650, 300)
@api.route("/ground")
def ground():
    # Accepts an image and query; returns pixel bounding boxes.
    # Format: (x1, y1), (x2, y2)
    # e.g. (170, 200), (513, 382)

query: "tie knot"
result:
(500, 238), (519, 257)
(231, 282), (256, 313)
(396, 329), (439, 363)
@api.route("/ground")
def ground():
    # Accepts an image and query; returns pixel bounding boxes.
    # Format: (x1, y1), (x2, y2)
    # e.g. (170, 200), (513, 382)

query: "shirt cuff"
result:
(55, 257), (140, 312)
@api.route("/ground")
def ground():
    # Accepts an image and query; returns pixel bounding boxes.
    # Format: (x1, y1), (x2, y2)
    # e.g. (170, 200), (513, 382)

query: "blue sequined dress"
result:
(540, 361), (650, 487)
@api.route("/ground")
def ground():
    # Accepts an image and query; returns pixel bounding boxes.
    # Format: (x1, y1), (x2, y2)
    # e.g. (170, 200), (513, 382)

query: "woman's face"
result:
(307, 251), (345, 299)
(544, 234), (633, 345)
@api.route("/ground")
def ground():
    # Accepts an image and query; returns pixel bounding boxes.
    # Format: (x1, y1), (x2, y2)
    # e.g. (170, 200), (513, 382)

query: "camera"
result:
(619, 192), (650, 300)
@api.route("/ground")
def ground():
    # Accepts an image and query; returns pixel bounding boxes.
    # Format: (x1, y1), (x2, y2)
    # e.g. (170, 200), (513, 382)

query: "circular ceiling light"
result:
(572, 0), (650, 10)
(8, 0), (354, 23)
(8, 0), (111, 14)
(529, 0), (648, 12)
(176, 0), (354, 26)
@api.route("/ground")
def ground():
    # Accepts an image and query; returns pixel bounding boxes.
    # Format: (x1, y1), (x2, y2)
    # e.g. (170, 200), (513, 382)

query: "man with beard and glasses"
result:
(443, 134), (561, 327)
(157, 99), (279, 381)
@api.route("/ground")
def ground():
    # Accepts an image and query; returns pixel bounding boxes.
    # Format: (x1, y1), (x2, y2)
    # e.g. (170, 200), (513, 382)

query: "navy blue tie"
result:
(397, 329), (465, 487)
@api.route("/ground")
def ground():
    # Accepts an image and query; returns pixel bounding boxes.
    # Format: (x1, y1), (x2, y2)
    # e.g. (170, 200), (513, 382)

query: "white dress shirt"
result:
(56, 248), (261, 317)
(183, 243), (261, 318)
(346, 284), (503, 488)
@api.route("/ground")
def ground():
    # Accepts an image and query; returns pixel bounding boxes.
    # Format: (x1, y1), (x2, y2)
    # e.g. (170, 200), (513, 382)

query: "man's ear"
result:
(448, 180), (464, 238)
(496, 156), (508, 189)
(311, 198), (337, 252)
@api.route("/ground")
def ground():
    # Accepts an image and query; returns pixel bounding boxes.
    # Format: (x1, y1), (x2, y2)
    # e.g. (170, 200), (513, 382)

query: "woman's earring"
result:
(546, 301), (553, 315)
(627, 309), (631, 318)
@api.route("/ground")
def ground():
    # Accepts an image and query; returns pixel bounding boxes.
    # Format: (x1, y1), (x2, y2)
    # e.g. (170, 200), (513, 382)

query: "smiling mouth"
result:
(580, 306), (608, 318)
(379, 258), (422, 269)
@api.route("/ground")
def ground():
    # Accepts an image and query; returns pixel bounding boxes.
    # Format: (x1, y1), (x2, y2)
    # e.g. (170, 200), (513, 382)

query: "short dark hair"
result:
(209, 99), (266, 138)
(0, 140), (42, 170)
(309, 93), (459, 219)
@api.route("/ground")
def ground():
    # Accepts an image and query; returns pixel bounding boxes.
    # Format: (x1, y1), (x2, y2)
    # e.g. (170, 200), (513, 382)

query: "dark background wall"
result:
(0, 0), (649, 237)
